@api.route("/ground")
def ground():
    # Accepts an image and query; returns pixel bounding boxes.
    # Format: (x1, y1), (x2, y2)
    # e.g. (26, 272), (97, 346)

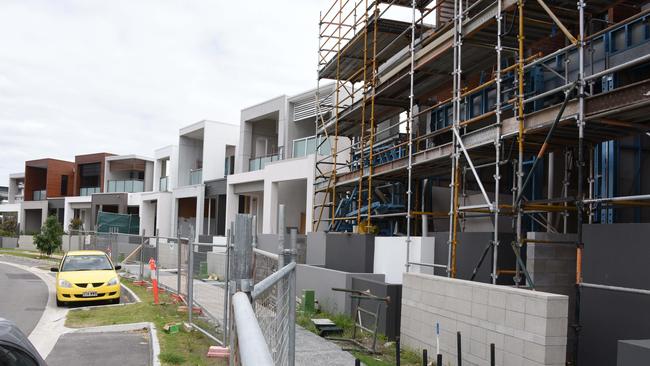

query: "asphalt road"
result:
(46, 331), (151, 366)
(0, 263), (48, 336)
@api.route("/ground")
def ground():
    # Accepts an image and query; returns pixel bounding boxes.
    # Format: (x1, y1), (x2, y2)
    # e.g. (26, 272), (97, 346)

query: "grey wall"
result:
(430, 232), (518, 285)
(296, 264), (384, 315)
(350, 276), (402, 340)
(617, 339), (650, 366)
(305, 232), (375, 273)
(257, 233), (307, 264)
(579, 223), (650, 366)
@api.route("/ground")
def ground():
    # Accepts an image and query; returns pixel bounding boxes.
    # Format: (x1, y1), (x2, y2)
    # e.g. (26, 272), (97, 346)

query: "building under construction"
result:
(313, 0), (650, 364)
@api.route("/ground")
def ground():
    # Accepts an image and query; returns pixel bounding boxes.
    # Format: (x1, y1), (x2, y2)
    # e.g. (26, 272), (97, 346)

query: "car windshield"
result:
(61, 255), (113, 271)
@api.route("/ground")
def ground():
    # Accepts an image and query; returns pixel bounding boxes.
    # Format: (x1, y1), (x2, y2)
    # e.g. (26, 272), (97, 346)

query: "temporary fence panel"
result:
(187, 241), (229, 344)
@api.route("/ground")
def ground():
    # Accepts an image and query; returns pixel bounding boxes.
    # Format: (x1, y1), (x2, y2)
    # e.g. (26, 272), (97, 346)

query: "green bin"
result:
(302, 289), (315, 313)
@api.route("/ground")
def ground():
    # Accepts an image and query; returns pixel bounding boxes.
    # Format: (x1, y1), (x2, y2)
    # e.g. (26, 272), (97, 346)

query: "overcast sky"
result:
(0, 0), (324, 185)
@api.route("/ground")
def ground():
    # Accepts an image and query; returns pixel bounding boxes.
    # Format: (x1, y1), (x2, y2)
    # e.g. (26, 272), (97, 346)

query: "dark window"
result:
(80, 163), (101, 188)
(61, 175), (69, 195)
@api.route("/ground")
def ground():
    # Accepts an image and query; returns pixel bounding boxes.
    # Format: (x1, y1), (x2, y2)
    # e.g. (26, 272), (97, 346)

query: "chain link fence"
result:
(229, 210), (297, 366)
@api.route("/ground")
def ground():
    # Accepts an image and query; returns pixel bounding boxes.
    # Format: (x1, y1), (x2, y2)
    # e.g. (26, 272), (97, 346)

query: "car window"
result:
(0, 344), (39, 366)
(61, 254), (113, 271)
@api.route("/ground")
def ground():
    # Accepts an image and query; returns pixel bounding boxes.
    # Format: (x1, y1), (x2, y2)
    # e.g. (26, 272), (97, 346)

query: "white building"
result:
(172, 120), (238, 242)
(0, 172), (24, 226)
(226, 85), (336, 235)
(140, 145), (178, 237)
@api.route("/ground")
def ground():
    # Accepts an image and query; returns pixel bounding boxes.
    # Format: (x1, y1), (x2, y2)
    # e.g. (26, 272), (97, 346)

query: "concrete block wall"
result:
(18, 235), (37, 251)
(401, 273), (568, 366)
(0, 237), (18, 249)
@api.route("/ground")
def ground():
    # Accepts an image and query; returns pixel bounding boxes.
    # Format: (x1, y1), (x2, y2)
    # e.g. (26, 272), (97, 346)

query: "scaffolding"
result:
(315, 1), (650, 361)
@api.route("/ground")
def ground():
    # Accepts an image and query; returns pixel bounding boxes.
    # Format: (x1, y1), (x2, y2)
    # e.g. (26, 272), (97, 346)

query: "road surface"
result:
(0, 262), (48, 335)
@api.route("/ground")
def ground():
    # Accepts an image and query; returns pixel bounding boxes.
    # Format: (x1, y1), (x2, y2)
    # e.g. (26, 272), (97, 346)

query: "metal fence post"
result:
(224, 225), (232, 344)
(188, 241), (194, 324)
(232, 214), (254, 295)
(177, 235), (182, 296)
(288, 228), (297, 366)
(155, 236), (160, 285)
(139, 231), (145, 281)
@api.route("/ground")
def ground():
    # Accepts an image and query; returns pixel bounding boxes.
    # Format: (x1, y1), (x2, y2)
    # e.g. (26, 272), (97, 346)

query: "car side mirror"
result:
(50, 267), (59, 272)
(114, 265), (122, 270)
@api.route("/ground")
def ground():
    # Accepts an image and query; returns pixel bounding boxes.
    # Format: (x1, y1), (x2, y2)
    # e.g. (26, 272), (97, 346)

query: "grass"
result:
(297, 309), (424, 366)
(0, 248), (60, 262)
(66, 278), (225, 366)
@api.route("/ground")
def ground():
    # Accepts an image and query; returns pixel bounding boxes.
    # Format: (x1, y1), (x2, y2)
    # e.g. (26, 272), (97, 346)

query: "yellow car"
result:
(51, 250), (122, 307)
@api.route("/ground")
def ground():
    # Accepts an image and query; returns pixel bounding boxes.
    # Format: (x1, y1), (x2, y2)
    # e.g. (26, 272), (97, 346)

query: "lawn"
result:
(297, 310), (425, 366)
(66, 278), (226, 366)
(0, 248), (60, 262)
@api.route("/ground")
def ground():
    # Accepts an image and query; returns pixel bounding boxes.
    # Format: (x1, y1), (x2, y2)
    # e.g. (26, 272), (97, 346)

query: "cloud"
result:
(0, 0), (324, 185)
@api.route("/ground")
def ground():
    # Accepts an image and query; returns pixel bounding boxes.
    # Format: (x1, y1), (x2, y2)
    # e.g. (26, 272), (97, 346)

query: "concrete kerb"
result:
(71, 322), (161, 366)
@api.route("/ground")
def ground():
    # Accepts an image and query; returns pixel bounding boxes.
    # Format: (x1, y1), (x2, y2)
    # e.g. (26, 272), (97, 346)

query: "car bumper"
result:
(56, 284), (121, 302)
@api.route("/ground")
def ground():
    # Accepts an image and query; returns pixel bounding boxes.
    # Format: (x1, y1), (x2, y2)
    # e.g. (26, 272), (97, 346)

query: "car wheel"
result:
(56, 299), (65, 307)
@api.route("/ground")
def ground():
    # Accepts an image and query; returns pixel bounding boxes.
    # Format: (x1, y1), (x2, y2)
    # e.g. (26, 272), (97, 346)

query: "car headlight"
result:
(58, 279), (72, 288)
(107, 277), (119, 286)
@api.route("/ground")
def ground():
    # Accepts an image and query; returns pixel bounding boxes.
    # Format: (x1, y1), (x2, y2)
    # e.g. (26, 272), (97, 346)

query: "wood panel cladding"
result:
(74, 152), (115, 195)
(25, 159), (75, 200)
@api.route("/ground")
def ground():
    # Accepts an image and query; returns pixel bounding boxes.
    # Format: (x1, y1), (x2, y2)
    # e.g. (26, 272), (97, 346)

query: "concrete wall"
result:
(579, 223), (650, 366)
(374, 236), (435, 284)
(18, 235), (37, 251)
(401, 273), (568, 366)
(296, 264), (384, 315)
(0, 237), (18, 248)
(61, 235), (85, 252)
(203, 122), (239, 182)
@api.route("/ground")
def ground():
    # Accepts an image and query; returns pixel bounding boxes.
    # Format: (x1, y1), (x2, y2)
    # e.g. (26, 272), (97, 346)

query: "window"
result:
(224, 156), (235, 176)
(62, 254), (113, 271)
(61, 175), (69, 195)
(0, 345), (39, 366)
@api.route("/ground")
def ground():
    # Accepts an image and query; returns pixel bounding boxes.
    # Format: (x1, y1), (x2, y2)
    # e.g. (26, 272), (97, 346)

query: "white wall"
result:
(374, 236), (436, 284)
(153, 145), (178, 192)
(237, 96), (287, 173)
(63, 196), (91, 232)
(178, 135), (203, 186)
(227, 154), (315, 235)
(203, 121), (239, 182)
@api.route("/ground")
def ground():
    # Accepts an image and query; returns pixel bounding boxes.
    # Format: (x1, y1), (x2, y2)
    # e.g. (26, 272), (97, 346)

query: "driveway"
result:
(46, 331), (151, 366)
(0, 262), (48, 335)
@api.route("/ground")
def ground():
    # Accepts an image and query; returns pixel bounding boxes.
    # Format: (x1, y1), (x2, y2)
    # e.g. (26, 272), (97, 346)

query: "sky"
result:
(0, 0), (325, 185)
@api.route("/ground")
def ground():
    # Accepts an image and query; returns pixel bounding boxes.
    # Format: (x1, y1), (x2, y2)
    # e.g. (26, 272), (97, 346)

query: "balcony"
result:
(33, 190), (46, 200)
(80, 187), (100, 196)
(107, 180), (144, 193)
(159, 176), (169, 191)
(189, 169), (202, 185)
(292, 135), (331, 158)
(249, 153), (281, 172)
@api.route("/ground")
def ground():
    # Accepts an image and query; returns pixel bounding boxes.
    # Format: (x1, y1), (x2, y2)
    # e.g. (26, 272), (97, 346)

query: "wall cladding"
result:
(306, 232), (375, 273)
(401, 273), (568, 366)
(579, 223), (650, 366)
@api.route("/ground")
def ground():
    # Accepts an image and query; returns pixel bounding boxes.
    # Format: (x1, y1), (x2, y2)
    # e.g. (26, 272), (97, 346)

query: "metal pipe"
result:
(231, 292), (275, 366)
(288, 229), (297, 366)
(251, 262), (298, 302)
(583, 193), (650, 204)
(585, 53), (650, 83)
(515, 0), (524, 287)
(253, 248), (279, 261)
(580, 282), (650, 296)
(574, 1), (586, 363)
(535, 0), (577, 43)
(492, 0), (503, 285)
(405, 0), (417, 273)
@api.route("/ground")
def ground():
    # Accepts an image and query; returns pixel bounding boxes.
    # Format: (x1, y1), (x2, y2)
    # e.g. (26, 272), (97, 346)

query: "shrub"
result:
(0, 218), (18, 237)
(33, 215), (63, 255)
(68, 218), (83, 232)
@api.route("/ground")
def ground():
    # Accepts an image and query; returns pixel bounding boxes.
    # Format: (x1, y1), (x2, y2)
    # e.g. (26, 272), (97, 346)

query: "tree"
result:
(34, 215), (63, 256)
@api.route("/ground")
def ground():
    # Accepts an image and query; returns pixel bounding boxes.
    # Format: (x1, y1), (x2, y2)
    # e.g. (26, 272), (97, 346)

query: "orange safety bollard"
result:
(149, 258), (159, 304)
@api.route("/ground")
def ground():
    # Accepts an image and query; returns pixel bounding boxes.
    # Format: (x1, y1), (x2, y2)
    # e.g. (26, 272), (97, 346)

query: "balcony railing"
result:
(33, 190), (46, 200)
(159, 176), (169, 191)
(249, 153), (281, 172)
(80, 187), (100, 196)
(189, 169), (202, 185)
(292, 135), (331, 158)
(107, 180), (144, 193)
